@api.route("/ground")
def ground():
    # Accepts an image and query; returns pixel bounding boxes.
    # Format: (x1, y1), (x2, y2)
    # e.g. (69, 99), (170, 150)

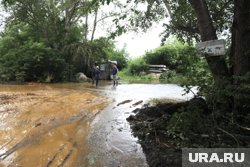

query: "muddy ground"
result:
(127, 98), (210, 167)
(0, 85), (107, 167)
(127, 102), (185, 167)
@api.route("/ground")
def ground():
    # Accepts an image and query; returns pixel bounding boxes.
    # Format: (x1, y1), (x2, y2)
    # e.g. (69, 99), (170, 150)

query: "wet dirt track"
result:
(0, 83), (107, 167)
(0, 83), (196, 167)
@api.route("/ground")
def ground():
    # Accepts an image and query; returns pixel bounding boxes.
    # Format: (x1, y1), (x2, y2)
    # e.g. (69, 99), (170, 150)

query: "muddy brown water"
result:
(0, 83), (196, 167)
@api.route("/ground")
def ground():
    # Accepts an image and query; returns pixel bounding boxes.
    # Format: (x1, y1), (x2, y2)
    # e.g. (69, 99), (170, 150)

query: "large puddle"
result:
(85, 83), (196, 167)
(0, 83), (196, 167)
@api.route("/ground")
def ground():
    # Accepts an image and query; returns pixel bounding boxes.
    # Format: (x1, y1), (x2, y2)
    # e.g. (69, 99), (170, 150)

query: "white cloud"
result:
(114, 20), (168, 58)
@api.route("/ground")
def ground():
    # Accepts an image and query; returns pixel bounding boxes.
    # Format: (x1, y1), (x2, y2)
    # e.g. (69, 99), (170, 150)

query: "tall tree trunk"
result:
(91, 8), (98, 42)
(162, 0), (173, 18)
(233, 0), (250, 114)
(229, 7), (236, 76)
(234, 0), (250, 76)
(188, 0), (230, 79)
(65, 7), (70, 36)
(188, 0), (232, 114)
(84, 15), (89, 40)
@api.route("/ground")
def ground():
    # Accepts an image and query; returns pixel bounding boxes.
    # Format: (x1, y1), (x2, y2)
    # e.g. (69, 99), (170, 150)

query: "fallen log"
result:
(117, 100), (133, 106)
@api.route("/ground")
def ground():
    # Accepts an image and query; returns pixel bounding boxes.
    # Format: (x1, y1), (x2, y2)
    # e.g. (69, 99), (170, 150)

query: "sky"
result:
(92, 18), (167, 58)
(91, 2), (170, 58)
(114, 24), (165, 58)
(93, 14), (169, 58)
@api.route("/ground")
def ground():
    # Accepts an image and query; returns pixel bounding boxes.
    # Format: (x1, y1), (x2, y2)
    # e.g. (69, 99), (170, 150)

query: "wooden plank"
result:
(148, 65), (167, 68)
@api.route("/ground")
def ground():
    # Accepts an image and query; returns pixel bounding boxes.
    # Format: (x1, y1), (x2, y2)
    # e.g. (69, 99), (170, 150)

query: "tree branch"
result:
(91, 8), (98, 41)
(96, 13), (120, 24)
(162, 0), (173, 18)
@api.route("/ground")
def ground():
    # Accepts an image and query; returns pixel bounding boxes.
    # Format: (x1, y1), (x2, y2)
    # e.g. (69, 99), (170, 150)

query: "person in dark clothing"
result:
(92, 64), (100, 87)
(111, 63), (118, 86)
(94, 66), (100, 87)
(91, 65), (96, 85)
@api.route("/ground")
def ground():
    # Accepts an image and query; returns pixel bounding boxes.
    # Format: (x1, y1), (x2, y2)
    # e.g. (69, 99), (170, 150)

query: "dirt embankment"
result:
(127, 103), (185, 167)
(127, 98), (209, 167)
(0, 88), (107, 167)
(127, 97), (250, 167)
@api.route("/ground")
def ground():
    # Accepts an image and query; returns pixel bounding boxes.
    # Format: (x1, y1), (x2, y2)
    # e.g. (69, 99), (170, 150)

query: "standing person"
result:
(91, 63), (100, 87)
(111, 63), (118, 86)
(94, 66), (100, 87)
(91, 64), (96, 86)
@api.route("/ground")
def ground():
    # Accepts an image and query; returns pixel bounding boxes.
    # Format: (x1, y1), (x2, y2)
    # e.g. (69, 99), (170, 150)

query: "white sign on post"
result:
(196, 39), (225, 56)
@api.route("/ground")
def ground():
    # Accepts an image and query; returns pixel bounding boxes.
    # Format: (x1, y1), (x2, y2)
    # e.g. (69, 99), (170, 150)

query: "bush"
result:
(0, 23), (119, 82)
(166, 99), (213, 148)
(159, 70), (177, 80)
(144, 40), (197, 74)
(126, 57), (149, 75)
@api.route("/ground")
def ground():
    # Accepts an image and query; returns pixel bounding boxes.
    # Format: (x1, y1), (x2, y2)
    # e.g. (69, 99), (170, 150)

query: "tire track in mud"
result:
(0, 84), (113, 167)
(0, 96), (107, 163)
(0, 110), (88, 160)
(45, 144), (66, 167)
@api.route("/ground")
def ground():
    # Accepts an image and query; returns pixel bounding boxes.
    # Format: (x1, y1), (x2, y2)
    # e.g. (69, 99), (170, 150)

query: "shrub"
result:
(144, 40), (197, 74)
(126, 57), (149, 75)
(159, 70), (177, 80)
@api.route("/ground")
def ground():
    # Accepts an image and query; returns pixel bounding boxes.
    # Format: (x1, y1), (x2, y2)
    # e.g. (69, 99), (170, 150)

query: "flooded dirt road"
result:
(85, 84), (196, 167)
(0, 83), (196, 167)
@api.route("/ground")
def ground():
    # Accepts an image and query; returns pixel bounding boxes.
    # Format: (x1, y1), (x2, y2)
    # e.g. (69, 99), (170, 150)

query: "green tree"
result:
(126, 57), (148, 75)
(64, 37), (114, 74)
(0, 0), (123, 82)
(0, 23), (65, 82)
(107, 48), (128, 70)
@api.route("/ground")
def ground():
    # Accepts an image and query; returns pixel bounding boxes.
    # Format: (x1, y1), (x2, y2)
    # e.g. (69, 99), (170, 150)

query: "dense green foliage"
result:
(0, 24), (64, 82)
(0, 23), (117, 82)
(144, 41), (197, 74)
(161, 0), (233, 43)
(0, 0), (128, 82)
(125, 57), (148, 75)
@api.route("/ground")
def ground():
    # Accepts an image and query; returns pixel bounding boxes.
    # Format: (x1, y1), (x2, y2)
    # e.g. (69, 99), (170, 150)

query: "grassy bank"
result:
(118, 70), (188, 84)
